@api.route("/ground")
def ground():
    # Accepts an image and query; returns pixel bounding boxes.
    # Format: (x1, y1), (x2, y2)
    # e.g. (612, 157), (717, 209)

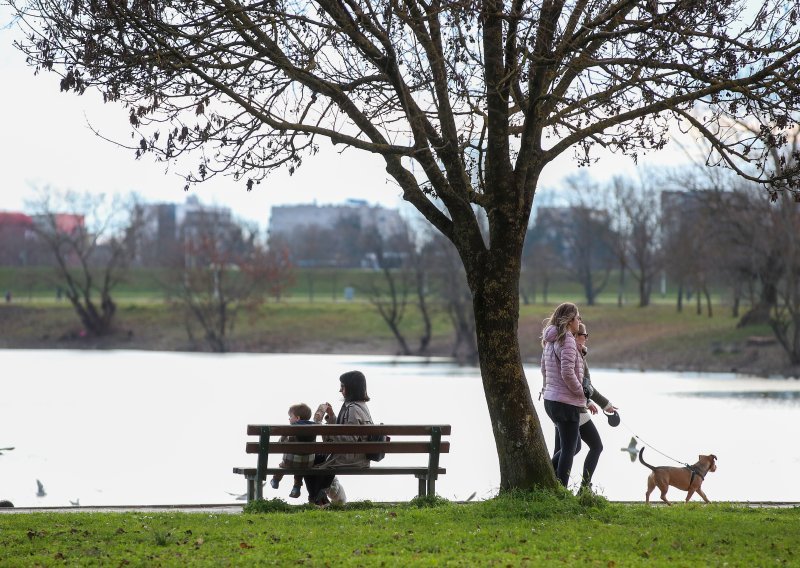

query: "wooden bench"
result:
(232, 424), (451, 502)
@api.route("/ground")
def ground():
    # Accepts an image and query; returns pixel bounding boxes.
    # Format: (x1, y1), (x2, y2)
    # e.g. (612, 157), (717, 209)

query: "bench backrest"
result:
(245, 424), (450, 484)
(246, 424), (450, 453)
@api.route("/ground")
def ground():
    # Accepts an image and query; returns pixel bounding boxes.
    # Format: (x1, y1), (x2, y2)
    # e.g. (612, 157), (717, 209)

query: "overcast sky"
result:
(1, 6), (693, 229)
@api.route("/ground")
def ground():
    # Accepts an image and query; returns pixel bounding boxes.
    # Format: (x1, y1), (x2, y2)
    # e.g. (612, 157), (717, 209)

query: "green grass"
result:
(0, 266), (731, 306)
(0, 493), (797, 566)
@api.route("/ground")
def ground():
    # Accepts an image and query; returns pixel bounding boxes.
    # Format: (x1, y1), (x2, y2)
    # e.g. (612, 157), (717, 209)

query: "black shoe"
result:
(314, 489), (330, 507)
(289, 485), (302, 499)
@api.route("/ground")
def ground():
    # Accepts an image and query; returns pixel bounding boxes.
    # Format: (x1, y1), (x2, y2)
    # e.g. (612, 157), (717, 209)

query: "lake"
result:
(1, 350), (798, 507)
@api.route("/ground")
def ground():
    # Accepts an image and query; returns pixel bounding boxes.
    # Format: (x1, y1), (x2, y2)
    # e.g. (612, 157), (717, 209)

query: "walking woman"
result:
(551, 322), (618, 491)
(540, 302), (585, 487)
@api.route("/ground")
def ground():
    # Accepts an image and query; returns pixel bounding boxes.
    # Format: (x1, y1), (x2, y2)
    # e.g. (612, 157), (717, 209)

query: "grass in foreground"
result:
(0, 492), (797, 566)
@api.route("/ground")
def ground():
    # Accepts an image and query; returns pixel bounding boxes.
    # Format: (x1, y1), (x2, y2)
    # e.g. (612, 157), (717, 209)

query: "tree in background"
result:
(661, 185), (715, 315)
(262, 245), (296, 302)
(755, 124), (800, 364)
(165, 207), (288, 352)
(425, 232), (478, 365)
(361, 225), (414, 356)
(361, 219), (435, 356)
(14, 0), (800, 490)
(521, 223), (558, 306)
(26, 190), (143, 335)
(610, 174), (663, 308)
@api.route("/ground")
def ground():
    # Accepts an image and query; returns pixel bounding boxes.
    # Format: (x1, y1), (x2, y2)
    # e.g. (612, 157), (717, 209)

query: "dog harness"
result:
(686, 466), (705, 485)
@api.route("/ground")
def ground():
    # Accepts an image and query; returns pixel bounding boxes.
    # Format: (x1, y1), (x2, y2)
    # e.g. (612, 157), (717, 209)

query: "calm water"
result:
(1, 350), (798, 507)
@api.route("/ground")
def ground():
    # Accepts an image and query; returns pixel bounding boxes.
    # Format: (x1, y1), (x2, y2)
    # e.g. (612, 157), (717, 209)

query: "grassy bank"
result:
(2, 299), (794, 376)
(0, 494), (797, 566)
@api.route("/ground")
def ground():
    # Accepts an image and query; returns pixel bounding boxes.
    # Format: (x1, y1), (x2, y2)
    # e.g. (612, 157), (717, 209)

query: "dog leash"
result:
(618, 416), (692, 468)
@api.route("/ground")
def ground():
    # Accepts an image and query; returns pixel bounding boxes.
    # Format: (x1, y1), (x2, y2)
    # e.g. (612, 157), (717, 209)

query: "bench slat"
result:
(233, 467), (446, 477)
(247, 424), (451, 436)
(245, 441), (450, 454)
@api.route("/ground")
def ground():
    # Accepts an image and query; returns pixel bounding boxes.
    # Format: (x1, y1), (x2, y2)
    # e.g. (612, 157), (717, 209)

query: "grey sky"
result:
(1, 5), (692, 228)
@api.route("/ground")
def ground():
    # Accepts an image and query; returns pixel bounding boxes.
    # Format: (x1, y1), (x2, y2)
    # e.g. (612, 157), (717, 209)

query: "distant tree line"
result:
(521, 158), (800, 364)
(5, 156), (799, 364)
(4, 190), (294, 352)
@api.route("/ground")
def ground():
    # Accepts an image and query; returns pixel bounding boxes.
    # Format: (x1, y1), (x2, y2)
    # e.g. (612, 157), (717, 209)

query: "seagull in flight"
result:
(0, 447), (14, 455)
(621, 437), (639, 462)
(36, 479), (46, 497)
(69, 498), (80, 507)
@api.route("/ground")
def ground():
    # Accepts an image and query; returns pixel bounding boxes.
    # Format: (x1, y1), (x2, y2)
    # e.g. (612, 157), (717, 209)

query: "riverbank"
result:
(2, 301), (798, 377)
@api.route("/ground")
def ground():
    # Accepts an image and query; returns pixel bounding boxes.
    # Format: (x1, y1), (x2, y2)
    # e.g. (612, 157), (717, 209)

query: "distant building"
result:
(0, 212), (35, 266)
(660, 190), (706, 240)
(269, 200), (406, 267)
(530, 205), (611, 260)
(138, 197), (240, 267)
(269, 199), (404, 240)
(29, 213), (85, 235)
(138, 203), (179, 266)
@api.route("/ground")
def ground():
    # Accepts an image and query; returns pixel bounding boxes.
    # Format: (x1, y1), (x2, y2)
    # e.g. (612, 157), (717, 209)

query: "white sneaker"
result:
(326, 477), (347, 505)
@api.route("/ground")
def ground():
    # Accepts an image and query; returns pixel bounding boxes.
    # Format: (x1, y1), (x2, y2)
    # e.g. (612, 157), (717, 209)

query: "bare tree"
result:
(759, 126), (800, 364)
(166, 208), (277, 352)
(362, 226), (414, 355)
(361, 221), (433, 355)
(610, 174), (663, 308)
(425, 232), (478, 365)
(26, 190), (143, 335)
(13, 0), (800, 490)
(521, 219), (560, 305)
(263, 245), (296, 301)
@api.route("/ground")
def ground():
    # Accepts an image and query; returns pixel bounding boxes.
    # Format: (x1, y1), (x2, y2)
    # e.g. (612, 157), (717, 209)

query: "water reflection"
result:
(676, 391), (800, 402)
(0, 350), (798, 507)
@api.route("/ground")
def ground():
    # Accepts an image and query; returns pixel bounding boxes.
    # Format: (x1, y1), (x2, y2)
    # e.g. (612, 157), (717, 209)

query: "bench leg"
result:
(418, 477), (427, 497)
(426, 476), (436, 498)
(246, 478), (255, 503)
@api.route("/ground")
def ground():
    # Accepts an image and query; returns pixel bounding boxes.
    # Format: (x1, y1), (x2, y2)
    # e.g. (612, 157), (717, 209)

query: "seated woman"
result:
(305, 370), (374, 506)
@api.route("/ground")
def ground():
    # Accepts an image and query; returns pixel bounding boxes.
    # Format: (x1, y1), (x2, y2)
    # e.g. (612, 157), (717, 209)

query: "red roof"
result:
(0, 212), (33, 226)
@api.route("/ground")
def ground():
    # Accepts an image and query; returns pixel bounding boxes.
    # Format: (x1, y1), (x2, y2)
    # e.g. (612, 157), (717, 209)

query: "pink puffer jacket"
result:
(540, 325), (586, 407)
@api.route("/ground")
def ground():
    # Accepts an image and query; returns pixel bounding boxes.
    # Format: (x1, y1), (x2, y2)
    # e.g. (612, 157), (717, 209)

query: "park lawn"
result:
(0, 494), (796, 566)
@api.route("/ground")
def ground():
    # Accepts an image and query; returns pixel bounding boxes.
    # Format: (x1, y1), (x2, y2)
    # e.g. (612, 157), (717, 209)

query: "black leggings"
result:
(544, 399), (581, 487)
(552, 419), (604, 486)
(303, 454), (335, 503)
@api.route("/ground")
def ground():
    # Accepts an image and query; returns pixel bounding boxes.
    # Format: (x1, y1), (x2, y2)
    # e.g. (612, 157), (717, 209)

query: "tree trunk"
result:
(704, 286), (713, 318)
(676, 282), (683, 312)
(638, 277), (650, 307)
(470, 254), (558, 491)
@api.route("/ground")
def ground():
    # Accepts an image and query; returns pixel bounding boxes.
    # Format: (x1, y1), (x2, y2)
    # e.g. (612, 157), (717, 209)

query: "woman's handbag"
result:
(366, 433), (389, 462)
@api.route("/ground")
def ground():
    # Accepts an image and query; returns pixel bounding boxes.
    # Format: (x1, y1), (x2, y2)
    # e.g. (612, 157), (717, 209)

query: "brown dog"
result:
(639, 448), (717, 505)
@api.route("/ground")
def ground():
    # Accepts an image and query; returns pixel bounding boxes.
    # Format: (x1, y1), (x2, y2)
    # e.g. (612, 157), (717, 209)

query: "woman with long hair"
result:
(540, 302), (585, 487)
(305, 370), (375, 506)
(550, 322), (618, 491)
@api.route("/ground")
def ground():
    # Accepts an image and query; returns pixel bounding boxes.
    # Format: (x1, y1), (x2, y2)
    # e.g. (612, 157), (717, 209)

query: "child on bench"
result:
(270, 403), (316, 498)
